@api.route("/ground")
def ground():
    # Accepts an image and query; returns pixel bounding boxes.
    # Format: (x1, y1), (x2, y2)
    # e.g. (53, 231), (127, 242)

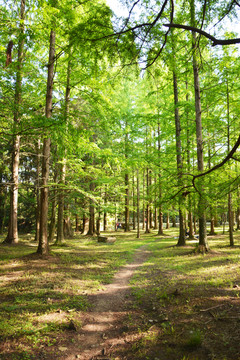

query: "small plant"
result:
(186, 329), (203, 348)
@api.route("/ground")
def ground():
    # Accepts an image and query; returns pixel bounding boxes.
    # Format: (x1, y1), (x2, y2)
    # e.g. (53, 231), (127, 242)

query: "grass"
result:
(121, 228), (240, 360)
(0, 228), (240, 360)
(0, 231), (152, 358)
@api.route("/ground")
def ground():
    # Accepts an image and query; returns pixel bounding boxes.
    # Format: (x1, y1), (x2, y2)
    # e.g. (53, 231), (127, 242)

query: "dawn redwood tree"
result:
(56, 53), (72, 245)
(170, 30), (186, 246)
(4, 0), (25, 244)
(37, 29), (55, 255)
(189, 0), (208, 251)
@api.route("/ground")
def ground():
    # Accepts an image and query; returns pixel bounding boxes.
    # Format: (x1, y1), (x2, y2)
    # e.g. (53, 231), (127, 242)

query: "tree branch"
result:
(164, 23), (240, 46)
(193, 134), (240, 181)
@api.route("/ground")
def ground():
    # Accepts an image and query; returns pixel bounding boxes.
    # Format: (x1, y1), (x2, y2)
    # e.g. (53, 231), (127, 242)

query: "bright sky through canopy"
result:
(106, 0), (129, 16)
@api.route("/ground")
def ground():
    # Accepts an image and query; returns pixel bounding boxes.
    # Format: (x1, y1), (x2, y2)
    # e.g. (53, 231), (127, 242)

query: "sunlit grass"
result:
(0, 230), (154, 353)
(1, 228), (240, 359)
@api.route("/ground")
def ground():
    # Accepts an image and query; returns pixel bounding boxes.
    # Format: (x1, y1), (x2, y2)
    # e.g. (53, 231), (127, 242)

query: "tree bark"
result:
(35, 140), (41, 242)
(145, 168), (150, 233)
(142, 169), (145, 230)
(87, 182), (95, 236)
(166, 213), (170, 229)
(48, 169), (58, 242)
(227, 79), (234, 246)
(56, 52), (71, 244)
(190, 0), (208, 251)
(157, 123), (164, 235)
(37, 29), (55, 255)
(132, 171), (136, 230)
(5, 0), (25, 244)
(124, 173), (130, 232)
(137, 169), (140, 239)
(172, 69), (185, 246)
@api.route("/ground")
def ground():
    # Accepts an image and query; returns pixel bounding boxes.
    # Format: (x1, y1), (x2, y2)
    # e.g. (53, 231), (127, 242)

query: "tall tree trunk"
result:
(37, 29), (55, 255)
(149, 170), (153, 229)
(190, 0), (208, 251)
(166, 213), (170, 229)
(137, 169), (140, 239)
(145, 168), (150, 233)
(157, 123), (164, 235)
(124, 126), (130, 232)
(227, 79), (234, 246)
(48, 170), (58, 242)
(172, 69), (185, 246)
(185, 79), (194, 239)
(56, 161), (66, 243)
(87, 182), (95, 236)
(35, 140), (41, 242)
(132, 171), (136, 230)
(236, 204), (240, 230)
(5, 0), (25, 244)
(56, 52), (71, 244)
(96, 209), (101, 235)
(76, 213), (79, 233)
(82, 215), (89, 235)
(103, 186), (107, 231)
(124, 173), (130, 232)
(142, 169), (145, 230)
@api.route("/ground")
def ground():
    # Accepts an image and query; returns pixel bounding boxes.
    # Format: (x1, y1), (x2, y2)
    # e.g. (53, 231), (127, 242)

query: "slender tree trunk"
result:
(172, 69), (185, 246)
(76, 213), (79, 233)
(124, 173), (130, 232)
(190, 0), (208, 251)
(5, 0), (25, 244)
(132, 171), (136, 230)
(96, 210), (101, 235)
(124, 126), (130, 232)
(48, 170), (58, 242)
(185, 80), (194, 240)
(37, 29), (55, 255)
(142, 169), (145, 230)
(56, 52), (71, 244)
(104, 186), (107, 231)
(82, 215), (89, 235)
(226, 79), (234, 246)
(172, 215), (176, 227)
(236, 205), (240, 230)
(149, 170), (153, 229)
(137, 169), (140, 239)
(0, 189), (7, 234)
(56, 160), (66, 244)
(35, 140), (41, 242)
(145, 169), (150, 233)
(87, 182), (95, 236)
(166, 213), (170, 229)
(157, 123), (163, 235)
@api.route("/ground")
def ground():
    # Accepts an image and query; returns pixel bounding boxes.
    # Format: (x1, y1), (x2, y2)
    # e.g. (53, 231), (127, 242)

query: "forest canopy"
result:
(0, 0), (240, 253)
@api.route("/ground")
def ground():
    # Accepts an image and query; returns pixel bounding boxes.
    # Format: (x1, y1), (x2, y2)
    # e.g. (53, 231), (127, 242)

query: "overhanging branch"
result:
(164, 23), (240, 46)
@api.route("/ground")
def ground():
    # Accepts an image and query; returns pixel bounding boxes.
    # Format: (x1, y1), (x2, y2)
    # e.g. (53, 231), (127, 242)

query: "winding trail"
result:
(66, 245), (150, 360)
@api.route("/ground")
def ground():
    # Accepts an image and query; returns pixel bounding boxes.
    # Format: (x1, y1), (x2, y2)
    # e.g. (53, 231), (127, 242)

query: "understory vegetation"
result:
(0, 229), (239, 360)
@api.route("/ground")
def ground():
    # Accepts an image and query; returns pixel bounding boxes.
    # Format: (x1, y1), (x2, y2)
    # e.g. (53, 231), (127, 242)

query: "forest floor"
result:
(0, 229), (240, 360)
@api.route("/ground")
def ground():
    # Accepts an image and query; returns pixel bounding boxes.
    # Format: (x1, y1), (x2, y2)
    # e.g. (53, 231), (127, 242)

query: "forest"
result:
(1, 0), (240, 359)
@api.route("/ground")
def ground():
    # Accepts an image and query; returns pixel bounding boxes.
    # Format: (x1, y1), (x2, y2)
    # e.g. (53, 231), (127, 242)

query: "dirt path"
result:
(64, 245), (150, 360)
